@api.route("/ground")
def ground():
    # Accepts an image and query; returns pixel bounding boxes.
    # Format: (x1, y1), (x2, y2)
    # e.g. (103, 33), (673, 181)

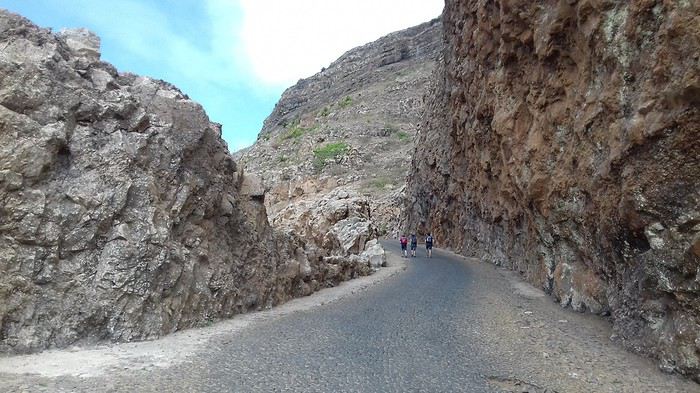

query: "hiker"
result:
(399, 234), (408, 257)
(425, 233), (434, 258)
(410, 233), (418, 257)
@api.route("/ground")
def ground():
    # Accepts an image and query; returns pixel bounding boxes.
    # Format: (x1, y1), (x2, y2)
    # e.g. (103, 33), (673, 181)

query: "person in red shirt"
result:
(399, 234), (408, 258)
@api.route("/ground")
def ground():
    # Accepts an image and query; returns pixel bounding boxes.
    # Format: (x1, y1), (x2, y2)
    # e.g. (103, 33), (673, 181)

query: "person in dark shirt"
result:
(425, 233), (434, 258)
(410, 233), (418, 257)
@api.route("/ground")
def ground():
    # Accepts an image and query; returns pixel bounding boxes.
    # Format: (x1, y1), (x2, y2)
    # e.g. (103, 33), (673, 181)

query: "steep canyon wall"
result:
(0, 10), (369, 353)
(406, 0), (699, 380)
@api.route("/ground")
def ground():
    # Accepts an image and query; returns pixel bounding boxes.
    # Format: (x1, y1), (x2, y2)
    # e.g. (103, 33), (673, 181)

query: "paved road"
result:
(195, 241), (494, 392)
(2, 242), (698, 392)
(135, 242), (495, 392)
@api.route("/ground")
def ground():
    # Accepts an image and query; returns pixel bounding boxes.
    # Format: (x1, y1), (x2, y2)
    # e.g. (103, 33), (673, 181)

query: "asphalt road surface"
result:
(1, 241), (697, 392)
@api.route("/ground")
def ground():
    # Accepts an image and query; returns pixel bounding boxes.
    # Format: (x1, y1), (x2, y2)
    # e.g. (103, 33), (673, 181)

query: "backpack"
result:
(426, 235), (433, 243)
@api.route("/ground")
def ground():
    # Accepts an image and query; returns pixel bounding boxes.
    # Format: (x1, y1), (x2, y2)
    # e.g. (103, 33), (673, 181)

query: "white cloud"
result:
(237, 0), (444, 86)
(95, 0), (443, 91)
(38, 0), (442, 149)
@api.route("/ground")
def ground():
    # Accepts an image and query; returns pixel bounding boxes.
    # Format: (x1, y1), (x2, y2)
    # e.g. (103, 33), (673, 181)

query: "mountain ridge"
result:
(238, 18), (442, 236)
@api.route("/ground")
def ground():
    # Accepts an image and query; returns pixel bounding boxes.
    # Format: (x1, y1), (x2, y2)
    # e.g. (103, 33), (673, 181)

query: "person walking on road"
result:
(400, 234), (408, 258)
(425, 233), (434, 258)
(410, 233), (418, 257)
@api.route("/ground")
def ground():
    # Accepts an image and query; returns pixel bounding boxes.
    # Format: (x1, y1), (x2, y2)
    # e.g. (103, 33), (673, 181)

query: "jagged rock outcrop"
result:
(237, 19), (442, 236)
(406, 0), (699, 381)
(0, 10), (370, 353)
(272, 187), (377, 255)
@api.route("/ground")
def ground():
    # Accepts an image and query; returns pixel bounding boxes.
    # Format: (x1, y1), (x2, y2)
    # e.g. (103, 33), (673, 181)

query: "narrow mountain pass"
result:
(1, 243), (696, 392)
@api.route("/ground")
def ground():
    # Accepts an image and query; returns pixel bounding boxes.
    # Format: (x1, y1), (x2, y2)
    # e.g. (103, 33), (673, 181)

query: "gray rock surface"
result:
(270, 185), (378, 260)
(0, 10), (370, 353)
(405, 0), (700, 381)
(362, 239), (386, 268)
(56, 28), (100, 61)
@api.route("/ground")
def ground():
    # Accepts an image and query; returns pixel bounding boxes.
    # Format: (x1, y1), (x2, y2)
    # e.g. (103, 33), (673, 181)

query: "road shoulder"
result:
(0, 251), (407, 381)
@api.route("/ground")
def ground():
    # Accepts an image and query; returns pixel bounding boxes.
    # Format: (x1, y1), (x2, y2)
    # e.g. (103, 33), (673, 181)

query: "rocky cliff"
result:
(237, 19), (442, 238)
(406, 0), (699, 381)
(0, 10), (371, 353)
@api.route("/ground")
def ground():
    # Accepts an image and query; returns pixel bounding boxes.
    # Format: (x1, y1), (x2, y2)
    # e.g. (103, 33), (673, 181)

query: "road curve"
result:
(1, 242), (697, 392)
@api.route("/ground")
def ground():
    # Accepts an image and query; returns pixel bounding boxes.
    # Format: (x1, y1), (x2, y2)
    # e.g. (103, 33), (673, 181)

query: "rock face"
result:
(0, 10), (370, 353)
(259, 177), (382, 262)
(406, 0), (700, 381)
(237, 19), (442, 236)
(271, 186), (378, 257)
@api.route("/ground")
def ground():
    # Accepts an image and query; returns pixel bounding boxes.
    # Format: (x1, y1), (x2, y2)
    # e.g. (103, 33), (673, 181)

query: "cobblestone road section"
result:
(0, 242), (697, 392)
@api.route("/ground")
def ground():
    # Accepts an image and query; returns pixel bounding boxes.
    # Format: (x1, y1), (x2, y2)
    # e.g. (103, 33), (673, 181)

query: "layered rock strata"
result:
(237, 19), (442, 236)
(406, 0), (700, 381)
(0, 10), (369, 353)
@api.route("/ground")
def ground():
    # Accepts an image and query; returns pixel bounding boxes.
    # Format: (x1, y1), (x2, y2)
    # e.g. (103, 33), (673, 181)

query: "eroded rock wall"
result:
(0, 10), (369, 353)
(406, 0), (700, 380)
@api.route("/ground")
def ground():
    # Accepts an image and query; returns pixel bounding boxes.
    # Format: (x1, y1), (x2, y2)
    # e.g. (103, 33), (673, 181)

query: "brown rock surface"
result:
(0, 10), (369, 353)
(406, 0), (700, 381)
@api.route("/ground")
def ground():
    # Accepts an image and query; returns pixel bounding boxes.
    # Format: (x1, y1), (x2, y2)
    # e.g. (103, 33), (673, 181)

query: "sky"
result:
(0, 0), (444, 152)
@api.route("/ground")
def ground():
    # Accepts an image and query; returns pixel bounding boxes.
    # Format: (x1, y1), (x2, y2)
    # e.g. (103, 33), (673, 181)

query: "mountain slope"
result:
(238, 19), (442, 234)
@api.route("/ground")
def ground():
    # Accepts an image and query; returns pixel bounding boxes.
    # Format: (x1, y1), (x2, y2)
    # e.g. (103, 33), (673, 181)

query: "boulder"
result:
(362, 239), (387, 268)
(57, 28), (100, 60)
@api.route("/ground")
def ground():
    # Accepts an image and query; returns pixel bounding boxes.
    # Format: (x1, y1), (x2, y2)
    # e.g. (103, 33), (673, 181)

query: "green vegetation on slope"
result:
(396, 131), (410, 141)
(338, 96), (353, 108)
(282, 118), (317, 140)
(313, 142), (349, 170)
